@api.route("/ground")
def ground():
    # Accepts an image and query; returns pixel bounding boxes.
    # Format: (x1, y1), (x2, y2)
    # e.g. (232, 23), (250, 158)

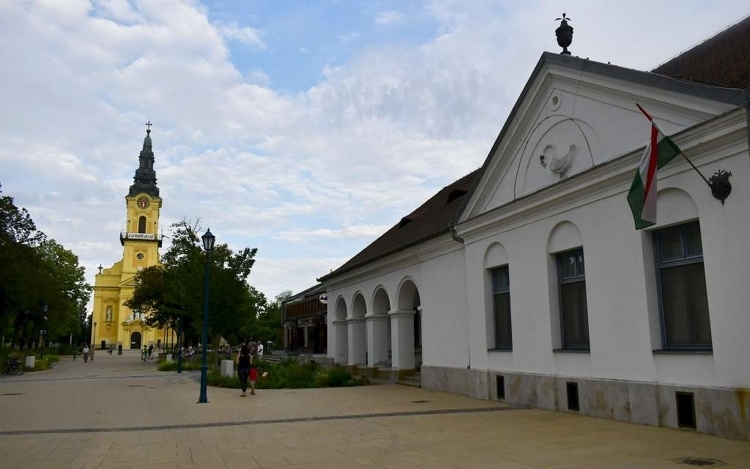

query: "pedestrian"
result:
(90, 346), (95, 362)
(117, 344), (122, 355)
(248, 357), (258, 396)
(108, 345), (113, 355)
(236, 343), (251, 397)
(73, 346), (77, 360)
(142, 345), (148, 361)
(256, 340), (264, 360)
(82, 344), (90, 363)
(148, 344), (154, 359)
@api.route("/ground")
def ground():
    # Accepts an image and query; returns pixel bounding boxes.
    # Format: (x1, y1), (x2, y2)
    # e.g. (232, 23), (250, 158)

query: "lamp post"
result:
(198, 228), (215, 404)
(93, 321), (97, 349)
(40, 305), (48, 359)
(177, 314), (183, 373)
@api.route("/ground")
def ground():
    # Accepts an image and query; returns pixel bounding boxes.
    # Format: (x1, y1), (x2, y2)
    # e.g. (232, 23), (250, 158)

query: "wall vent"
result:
(676, 391), (696, 429)
(566, 382), (579, 411)
(496, 375), (505, 400)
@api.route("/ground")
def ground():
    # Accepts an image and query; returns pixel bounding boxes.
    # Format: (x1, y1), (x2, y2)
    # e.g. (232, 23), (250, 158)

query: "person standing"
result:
(117, 344), (122, 355)
(236, 344), (251, 397)
(82, 344), (90, 363)
(148, 344), (154, 359)
(141, 345), (148, 362)
(256, 341), (264, 360)
(248, 357), (258, 395)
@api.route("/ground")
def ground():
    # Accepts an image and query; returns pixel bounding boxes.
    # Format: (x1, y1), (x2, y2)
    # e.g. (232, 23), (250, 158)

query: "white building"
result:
(316, 18), (750, 439)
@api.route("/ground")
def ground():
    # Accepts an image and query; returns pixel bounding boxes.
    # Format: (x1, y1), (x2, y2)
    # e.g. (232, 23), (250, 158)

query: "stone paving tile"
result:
(1, 354), (750, 468)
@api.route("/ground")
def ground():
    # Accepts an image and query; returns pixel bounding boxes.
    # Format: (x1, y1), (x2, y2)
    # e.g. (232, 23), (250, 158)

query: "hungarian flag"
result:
(627, 104), (681, 229)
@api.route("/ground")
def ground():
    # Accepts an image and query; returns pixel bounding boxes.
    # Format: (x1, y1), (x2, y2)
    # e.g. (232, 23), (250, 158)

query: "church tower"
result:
(91, 123), (165, 351)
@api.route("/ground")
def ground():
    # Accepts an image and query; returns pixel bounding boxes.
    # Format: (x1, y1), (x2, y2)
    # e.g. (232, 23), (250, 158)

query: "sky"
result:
(2, 0), (748, 306)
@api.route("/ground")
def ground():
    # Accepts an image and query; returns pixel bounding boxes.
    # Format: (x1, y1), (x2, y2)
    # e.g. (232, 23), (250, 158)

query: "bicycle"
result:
(4, 357), (25, 375)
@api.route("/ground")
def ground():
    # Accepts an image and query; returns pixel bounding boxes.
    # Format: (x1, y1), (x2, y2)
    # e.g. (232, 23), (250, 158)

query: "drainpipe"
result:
(449, 216), (471, 379)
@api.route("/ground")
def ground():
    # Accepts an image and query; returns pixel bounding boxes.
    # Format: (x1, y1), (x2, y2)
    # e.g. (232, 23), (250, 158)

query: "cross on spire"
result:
(145, 120), (153, 134)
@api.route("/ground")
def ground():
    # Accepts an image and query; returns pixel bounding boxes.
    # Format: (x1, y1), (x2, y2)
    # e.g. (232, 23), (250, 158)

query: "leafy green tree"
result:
(0, 184), (91, 348)
(126, 220), (259, 348)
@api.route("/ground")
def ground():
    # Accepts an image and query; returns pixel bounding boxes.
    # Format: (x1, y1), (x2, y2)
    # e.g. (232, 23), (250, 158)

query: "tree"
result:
(0, 184), (91, 348)
(126, 220), (259, 348)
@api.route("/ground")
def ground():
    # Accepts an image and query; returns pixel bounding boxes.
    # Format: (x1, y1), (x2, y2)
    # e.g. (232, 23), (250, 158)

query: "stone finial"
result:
(555, 13), (573, 55)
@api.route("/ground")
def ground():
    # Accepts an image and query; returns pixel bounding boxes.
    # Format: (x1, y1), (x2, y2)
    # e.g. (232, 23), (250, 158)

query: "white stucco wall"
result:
(324, 236), (469, 369)
(462, 116), (750, 389)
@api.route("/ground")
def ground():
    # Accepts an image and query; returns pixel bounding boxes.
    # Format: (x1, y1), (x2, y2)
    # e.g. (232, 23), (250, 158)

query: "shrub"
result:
(326, 367), (354, 387)
(157, 359), (204, 371)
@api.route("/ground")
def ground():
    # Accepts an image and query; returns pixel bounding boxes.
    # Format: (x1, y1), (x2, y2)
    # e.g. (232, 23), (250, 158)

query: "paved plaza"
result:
(0, 353), (748, 469)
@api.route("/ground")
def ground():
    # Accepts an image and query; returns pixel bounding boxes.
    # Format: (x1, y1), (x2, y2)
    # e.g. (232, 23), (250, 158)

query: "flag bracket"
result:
(708, 169), (732, 205)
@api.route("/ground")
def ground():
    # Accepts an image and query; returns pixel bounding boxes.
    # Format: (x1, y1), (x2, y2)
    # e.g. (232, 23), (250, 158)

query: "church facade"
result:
(317, 18), (750, 439)
(91, 126), (165, 350)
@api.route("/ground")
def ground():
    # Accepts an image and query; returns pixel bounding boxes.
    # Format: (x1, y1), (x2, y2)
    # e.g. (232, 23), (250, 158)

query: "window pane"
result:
(492, 266), (509, 292)
(577, 252), (585, 275)
(660, 231), (684, 261)
(494, 292), (512, 348)
(560, 281), (589, 348)
(661, 263), (711, 347)
(560, 253), (578, 278)
(685, 225), (703, 256)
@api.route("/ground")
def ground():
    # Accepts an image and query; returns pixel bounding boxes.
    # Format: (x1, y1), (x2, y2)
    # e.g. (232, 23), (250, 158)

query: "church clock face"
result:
(137, 197), (150, 209)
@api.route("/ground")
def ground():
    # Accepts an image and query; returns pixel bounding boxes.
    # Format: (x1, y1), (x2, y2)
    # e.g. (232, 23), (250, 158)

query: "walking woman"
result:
(236, 343), (251, 397)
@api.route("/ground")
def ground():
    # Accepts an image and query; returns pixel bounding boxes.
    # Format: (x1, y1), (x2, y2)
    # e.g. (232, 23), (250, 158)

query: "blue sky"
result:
(1, 1), (748, 304)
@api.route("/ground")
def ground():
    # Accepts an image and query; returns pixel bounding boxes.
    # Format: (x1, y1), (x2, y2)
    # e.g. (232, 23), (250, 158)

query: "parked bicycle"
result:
(4, 357), (25, 375)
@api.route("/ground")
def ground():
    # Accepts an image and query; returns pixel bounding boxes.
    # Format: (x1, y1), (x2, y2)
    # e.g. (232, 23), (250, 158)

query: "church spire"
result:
(128, 121), (160, 198)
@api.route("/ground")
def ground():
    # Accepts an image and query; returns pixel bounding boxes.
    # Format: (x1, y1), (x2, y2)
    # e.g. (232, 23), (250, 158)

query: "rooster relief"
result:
(540, 143), (576, 177)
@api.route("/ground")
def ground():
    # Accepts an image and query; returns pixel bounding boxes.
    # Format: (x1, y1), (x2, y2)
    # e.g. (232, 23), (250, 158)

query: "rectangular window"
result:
(654, 222), (711, 350)
(557, 248), (589, 349)
(491, 265), (512, 349)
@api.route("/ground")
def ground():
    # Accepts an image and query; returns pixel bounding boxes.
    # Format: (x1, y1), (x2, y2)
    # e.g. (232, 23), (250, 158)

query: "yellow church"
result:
(91, 124), (167, 350)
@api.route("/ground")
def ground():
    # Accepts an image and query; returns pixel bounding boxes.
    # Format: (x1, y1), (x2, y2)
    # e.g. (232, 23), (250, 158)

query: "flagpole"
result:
(635, 103), (711, 188)
(635, 103), (733, 205)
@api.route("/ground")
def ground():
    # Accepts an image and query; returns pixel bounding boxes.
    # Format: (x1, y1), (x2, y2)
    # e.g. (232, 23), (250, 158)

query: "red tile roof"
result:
(652, 15), (750, 90)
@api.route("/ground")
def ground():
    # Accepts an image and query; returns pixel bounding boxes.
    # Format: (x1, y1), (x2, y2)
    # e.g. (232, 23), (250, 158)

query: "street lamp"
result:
(177, 314), (183, 373)
(40, 305), (48, 359)
(93, 321), (97, 349)
(198, 228), (215, 404)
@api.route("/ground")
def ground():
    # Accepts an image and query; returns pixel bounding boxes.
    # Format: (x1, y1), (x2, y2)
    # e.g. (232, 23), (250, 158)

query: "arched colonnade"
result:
(332, 278), (422, 370)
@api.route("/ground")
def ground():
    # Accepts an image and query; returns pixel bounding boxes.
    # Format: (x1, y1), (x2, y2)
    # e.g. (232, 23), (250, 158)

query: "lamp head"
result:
(202, 228), (216, 252)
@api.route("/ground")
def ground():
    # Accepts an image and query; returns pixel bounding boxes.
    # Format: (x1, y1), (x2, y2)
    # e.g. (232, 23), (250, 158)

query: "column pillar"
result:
(389, 309), (415, 370)
(332, 318), (348, 364)
(365, 313), (388, 367)
(347, 317), (366, 365)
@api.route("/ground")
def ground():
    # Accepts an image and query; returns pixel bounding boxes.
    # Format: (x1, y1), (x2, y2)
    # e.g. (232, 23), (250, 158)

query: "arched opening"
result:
(371, 287), (391, 367)
(333, 297), (348, 364)
(350, 293), (367, 365)
(392, 278), (421, 370)
(130, 331), (142, 349)
(138, 216), (147, 233)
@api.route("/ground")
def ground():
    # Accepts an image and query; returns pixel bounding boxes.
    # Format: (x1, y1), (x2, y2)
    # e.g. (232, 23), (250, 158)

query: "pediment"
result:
(459, 53), (739, 222)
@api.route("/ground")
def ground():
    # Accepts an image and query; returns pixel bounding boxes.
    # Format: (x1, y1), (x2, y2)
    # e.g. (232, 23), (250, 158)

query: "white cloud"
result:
(339, 32), (361, 43)
(1, 0), (748, 302)
(374, 10), (405, 25)
(278, 225), (393, 244)
(216, 22), (266, 49)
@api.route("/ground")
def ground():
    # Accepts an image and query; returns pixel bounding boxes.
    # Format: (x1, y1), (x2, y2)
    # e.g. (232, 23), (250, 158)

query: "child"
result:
(249, 359), (258, 395)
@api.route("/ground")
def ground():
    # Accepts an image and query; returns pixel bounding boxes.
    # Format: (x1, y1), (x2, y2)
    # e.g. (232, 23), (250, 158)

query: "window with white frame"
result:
(557, 248), (589, 350)
(491, 265), (512, 349)
(654, 222), (711, 350)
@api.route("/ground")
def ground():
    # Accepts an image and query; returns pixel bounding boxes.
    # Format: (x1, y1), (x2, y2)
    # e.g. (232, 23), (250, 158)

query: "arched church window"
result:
(138, 216), (146, 233)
